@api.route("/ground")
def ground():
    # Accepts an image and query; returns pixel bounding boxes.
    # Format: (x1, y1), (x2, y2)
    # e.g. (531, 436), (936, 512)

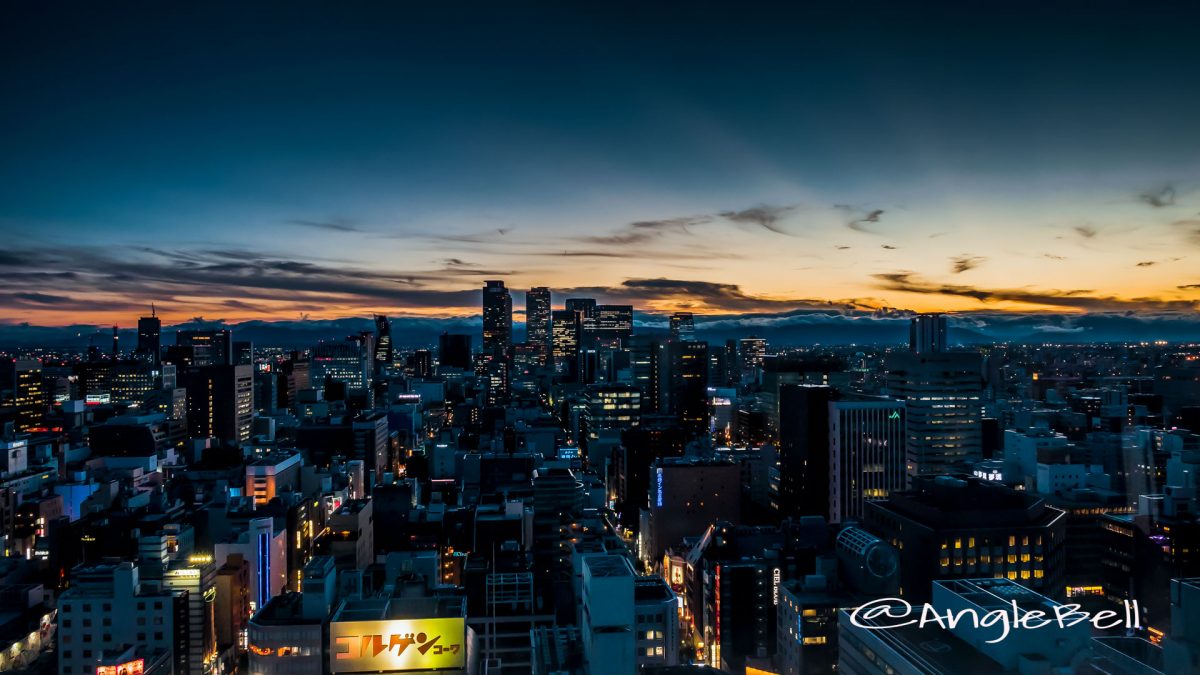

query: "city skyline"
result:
(3, 3), (1200, 327)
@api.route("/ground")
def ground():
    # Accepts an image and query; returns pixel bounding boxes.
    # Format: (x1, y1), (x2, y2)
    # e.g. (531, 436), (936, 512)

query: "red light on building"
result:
(96, 659), (144, 675)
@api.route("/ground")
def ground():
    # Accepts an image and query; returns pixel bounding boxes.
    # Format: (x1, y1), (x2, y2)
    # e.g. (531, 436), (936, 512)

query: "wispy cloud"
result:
(950, 255), (987, 274)
(286, 218), (363, 233)
(873, 271), (1198, 312)
(718, 204), (800, 236)
(1137, 184), (1176, 208)
(836, 205), (885, 233)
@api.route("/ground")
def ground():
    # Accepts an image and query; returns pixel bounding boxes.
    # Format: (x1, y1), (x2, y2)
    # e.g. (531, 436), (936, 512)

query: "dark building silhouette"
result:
(438, 332), (473, 371)
(526, 287), (552, 365)
(137, 313), (162, 365)
(177, 328), (233, 367)
(482, 280), (513, 359)
(777, 384), (835, 520)
(669, 340), (709, 439)
(374, 314), (393, 370)
(181, 364), (254, 444)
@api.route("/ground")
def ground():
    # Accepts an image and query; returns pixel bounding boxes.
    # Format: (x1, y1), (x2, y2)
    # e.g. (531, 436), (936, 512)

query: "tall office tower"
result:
(177, 328), (233, 367)
(909, 313), (947, 354)
(723, 339), (739, 387)
(551, 308), (582, 378)
(482, 280), (513, 358)
(311, 339), (370, 390)
(777, 384), (835, 519)
(137, 313), (162, 365)
(863, 476), (1067, 602)
(669, 339), (709, 439)
(628, 336), (667, 413)
(668, 312), (695, 342)
(564, 297), (597, 319)
(373, 314), (393, 370)
(233, 340), (253, 366)
(594, 304), (634, 346)
(1, 359), (47, 431)
(737, 336), (767, 383)
(112, 325), (119, 359)
(583, 383), (642, 451)
(438, 332), (473, 370)
(181, 364), (254, 444)
(162, 555), (219, 675)
(829, 396), (906, 522)
(525, 287), (552, 364)
(410, 348), (433, 377)
(887, 349), (984, 479)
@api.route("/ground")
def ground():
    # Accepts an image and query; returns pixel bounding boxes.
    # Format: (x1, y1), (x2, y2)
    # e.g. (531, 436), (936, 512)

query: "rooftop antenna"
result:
(151, 302), (156, 318)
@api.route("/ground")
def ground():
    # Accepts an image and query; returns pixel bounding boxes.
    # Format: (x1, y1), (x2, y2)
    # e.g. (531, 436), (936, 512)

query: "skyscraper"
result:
(829, 396), (906, 522)
(887, 350), (984, 480)
(137, 313), (162, 366)
(2, 359), (47, 432)
(594, 304), (634, 346)
(551, 308), (582, 378)
(177, 328), (233, 367)
(482, 280), (513, 358)
(438, 332), (472, 371)
(737, 336), (767, 383)
(373, 314), (393, 371)
(181, 364), (254, 444)
(525, 287), (552, 364)
(669, 312), (695, 342)
(777, 384), (834, 519)
(669, 339), (709, 438)
(909, 313), (947, 354)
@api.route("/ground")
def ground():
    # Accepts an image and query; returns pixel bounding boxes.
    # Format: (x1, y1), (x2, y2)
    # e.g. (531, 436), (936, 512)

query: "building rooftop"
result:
(841, 606), (1005, 675)
(585, 555), (635, 578)
(332, 595), (465, 623)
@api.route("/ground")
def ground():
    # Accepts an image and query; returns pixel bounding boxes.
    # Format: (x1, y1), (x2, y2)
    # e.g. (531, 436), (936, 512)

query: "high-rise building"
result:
(137, 313), (162, 365)
(909, 313), (947, 354)
(564, 298), (597, 319)
(552, 309), (582, 378)
(181, 364), (254, 444)
(233, 340), (254, 366)
(628, 336), (667, 413)
(161, 554), (219, 674)
(669, 340), (709, 438)
(438, 332), (473, 371)
(311, 339), (370, 391)
(737, 337), (767, 383)
(668, 312), (695, 342)
(594, 304), (634, 346)
(887, 350), (984, 479)
(483, 280), (513, 358)
(828, 396), (906, 523)
(526, 287), (552, 364)
(373, 314), (393, 371)
(2, 359), (46, 432)
(777, 384), (835, 519)
(177, 328), (233, 367)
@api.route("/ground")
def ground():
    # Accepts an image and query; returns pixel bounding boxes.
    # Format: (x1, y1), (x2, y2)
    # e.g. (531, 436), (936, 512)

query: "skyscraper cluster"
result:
(0, 296), (1196, 675)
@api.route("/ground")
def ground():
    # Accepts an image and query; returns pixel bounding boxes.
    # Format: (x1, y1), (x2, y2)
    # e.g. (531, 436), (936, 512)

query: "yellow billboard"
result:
(330, 618), (466, 672)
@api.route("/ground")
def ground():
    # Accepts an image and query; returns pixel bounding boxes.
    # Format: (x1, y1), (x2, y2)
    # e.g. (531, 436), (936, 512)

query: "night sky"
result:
(3, 2), (1200, 326)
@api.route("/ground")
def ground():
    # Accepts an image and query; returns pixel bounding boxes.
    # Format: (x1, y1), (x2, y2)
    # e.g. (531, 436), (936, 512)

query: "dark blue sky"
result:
(2, 1), (1199, 324)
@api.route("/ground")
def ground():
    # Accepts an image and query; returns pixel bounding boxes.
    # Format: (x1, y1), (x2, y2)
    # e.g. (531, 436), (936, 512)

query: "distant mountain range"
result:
(2, 310), (1199, 351)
